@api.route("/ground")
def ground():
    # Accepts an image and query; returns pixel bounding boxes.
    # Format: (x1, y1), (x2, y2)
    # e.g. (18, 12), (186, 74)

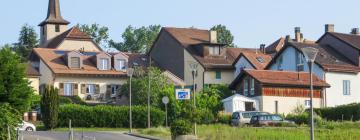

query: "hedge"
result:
(58, 104), (165, 128)
(314, 103), (360, 121)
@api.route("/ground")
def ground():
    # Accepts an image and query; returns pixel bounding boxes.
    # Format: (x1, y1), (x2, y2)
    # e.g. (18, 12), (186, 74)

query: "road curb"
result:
(124, 132), (163, 140)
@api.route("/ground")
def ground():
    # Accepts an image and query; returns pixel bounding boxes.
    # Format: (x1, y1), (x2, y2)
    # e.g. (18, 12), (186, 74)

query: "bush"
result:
(217, 113), (231, 124)
(59, 96), (73, 104)
(286, 112), (322, 125)
(0, 103), (21, 140)
(41, 85), (60, 130)
(58, 104), (165, 128)
(198, 109), (215, 124)
(170, 119), (193, 137)
(315, 103), (360, 121)
(59, 96), (86, 105)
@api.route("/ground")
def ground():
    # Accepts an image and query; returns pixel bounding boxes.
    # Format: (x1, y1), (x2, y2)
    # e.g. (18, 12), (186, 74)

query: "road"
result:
(22, 131), (149, 140)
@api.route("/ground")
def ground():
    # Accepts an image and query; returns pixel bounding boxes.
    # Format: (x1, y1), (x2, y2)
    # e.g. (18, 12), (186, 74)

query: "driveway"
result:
(22, 131), (149, 140)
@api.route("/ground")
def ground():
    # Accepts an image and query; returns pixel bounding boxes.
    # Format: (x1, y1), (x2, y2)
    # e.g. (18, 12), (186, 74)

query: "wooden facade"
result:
(262, 87), (321, 98)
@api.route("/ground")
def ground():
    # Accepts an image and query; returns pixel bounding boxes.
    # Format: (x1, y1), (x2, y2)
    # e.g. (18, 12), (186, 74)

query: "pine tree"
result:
(14, 24), (39, 62)
(41, 85), (60, 130)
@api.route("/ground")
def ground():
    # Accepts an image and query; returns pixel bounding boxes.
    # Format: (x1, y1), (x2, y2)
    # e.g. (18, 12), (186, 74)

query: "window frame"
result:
(250, 78), (255, 95)
(70, 57), (80, 68)
(243, 79), (249, 96)
(117, 59), (126, 70)
(215, 70), (221, 80)
(100, 58), (109, 70)
(55, 25), (60, 32)
(343, 80), (351, 95)
(64, 83), (73, 96)
(86, 84), (96, 94)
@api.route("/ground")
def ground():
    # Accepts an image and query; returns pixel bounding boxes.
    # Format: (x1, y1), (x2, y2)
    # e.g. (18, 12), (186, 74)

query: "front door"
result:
(245, 102), (255, 111)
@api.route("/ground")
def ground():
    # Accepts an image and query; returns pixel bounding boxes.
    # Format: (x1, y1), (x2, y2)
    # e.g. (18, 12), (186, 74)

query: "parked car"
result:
(16, 121), (36, 131)
(231, 111), (269, 126)
(250, 114), (295, 127)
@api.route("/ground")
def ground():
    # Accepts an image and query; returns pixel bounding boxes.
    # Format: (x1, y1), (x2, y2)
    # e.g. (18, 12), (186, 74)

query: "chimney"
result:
(210, 30), (218, 43)
(285, 35), (292, 43)
(325, 24), (334, 32)
(295, 27), (301, 42)
(260, 44), (266, 54)
(351, 28), (359, 35)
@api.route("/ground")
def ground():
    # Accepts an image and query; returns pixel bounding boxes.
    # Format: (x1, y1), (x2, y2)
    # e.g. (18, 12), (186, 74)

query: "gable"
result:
(57, 39), (101, 52)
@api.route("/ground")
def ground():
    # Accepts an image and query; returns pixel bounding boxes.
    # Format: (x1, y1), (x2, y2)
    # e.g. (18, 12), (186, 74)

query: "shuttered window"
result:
(64, 83), (73, 96)
(86, 84), (96, 94)
(343, 80), (351, 95)
(70, 57), (80, 68)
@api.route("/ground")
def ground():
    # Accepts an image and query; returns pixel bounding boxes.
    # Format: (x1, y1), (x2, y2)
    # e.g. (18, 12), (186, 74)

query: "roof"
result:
(44, 27), (93, 49)
(221, 94), (257, 102)
(229, 69), (330, 89)
(124, 53), (150, 68)
(266, 41), (360, 73)
(39, 0), (69, 26)
(233, 52), (272, 70)
(265, 37), (285, 54)
(26, 63), (41, 77)
(321, 32), (360, 50)
(162, 27), (254, 70)
(32, 48), (128, 76)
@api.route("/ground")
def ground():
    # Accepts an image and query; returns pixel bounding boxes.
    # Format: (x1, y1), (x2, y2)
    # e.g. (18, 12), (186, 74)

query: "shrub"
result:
(217, 113), (231, 124)
(170, 119), (192, 137)
(59, 96), (73, 104)
(286, 112), (322, 126)
(198, 109), (215, 124)
(58, 104), (165, 128)
(41, 85), (60, 130)
(314, 103), (360, 121)
(0, 103), (21, 140)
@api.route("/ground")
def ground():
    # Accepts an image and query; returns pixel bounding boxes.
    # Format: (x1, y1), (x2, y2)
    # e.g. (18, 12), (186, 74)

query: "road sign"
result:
(175, 89), (191, 100)
(162, 96), (169, 104)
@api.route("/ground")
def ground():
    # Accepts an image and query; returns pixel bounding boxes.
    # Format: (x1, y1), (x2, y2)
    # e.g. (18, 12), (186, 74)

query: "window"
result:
(117, 59), (126, 70)
(70, 57), (80, 68)
(296, 51), (304, 71)
(209, 46), (220, 55)
(243, 79), (249, 96)
(343, 80), (351, 95)
(64, 83), (73, 96)
(100, 58), (109, 70)
(111, 85), (120, 95)
(272, 115), (283, 121)
(215, 71), (221, 80)
(277, 56), (283, 71)
(256, 57), (265, 63)
(305, 100), (311, 108)
(55, 25), (60, 32)
(86, 84), (96, 94)
(250, 79), (255, 95)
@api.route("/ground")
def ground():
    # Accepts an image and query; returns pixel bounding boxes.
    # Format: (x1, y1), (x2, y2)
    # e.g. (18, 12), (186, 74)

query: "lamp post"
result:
(189, 62), (198, 136)
(127, 68), (134, 133)
(301, 47), (318, 140)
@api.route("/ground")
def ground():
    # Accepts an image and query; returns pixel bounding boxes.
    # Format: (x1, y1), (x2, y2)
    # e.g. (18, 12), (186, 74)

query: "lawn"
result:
(50, 122), (360, 140)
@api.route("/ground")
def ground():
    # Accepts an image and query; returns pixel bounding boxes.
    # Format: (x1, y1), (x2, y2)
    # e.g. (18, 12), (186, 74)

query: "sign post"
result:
(162, 96), (169, 127)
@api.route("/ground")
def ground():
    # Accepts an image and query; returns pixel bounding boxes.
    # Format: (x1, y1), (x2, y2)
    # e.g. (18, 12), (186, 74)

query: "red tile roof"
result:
(26, 63), (41, 77)
(233, 52), (272, 70)
(229, 69), (330, 89)
(265, 37), (285, 54)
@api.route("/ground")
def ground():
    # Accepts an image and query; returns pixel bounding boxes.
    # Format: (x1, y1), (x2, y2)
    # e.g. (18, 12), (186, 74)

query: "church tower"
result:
(39, 0), (70, 46)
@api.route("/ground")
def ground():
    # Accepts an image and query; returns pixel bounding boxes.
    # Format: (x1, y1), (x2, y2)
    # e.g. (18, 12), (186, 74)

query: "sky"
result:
(1, 0), (360, 48)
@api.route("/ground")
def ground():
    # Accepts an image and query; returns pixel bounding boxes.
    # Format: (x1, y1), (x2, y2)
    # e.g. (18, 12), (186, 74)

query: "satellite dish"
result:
(162, 96), (169, 104)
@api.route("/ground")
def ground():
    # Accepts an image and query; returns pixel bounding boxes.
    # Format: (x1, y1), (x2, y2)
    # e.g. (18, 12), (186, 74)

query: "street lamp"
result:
(301, 47), (318, 140)
(189, 62), (198, 136)
(127, 68), (134, 133)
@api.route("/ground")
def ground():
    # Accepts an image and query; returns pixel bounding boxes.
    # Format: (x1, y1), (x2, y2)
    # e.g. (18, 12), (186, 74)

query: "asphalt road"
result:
(22, 131), (149, 140)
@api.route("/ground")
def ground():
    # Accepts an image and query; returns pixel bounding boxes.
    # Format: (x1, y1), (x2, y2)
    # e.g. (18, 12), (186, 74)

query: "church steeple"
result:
(39, 0), (69, 26)
(39, 0), (70, 46)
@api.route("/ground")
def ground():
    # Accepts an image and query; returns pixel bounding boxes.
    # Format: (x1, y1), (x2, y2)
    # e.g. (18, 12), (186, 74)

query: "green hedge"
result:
(315, 103), (360, 121)
(58, 104), (165, 128)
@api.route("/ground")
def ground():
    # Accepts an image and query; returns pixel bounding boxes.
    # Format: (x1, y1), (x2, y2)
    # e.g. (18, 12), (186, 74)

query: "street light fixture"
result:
(301, 47), (318, 140)
(127, 68), (134, 133)
(189, 62), (198, 136)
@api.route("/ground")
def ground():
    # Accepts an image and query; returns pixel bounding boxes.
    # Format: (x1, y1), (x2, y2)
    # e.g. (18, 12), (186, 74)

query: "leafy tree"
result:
(0, 103), (21, 140)
(211, 24), (235, 47)
(109, 25), (161, 53)
(196, 86), (223, 119)
(0, 48), (34, 113)
(121, 67), (170, 107)
(13, 24), (39, 62)
(208, 84), (233, 99)
(76, 23), (109, 48)
(41, 85), (60, 130)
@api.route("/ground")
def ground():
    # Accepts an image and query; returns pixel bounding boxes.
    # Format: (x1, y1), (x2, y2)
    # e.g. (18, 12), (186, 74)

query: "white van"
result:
(231, 111), (269, 126)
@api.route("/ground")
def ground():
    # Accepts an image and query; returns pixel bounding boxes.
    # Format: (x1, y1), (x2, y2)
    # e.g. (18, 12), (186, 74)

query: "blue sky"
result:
(1, 0), (360, 48)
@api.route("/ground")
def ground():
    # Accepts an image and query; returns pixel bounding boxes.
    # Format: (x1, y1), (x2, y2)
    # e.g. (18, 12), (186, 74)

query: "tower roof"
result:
(39, 0), (70, 26)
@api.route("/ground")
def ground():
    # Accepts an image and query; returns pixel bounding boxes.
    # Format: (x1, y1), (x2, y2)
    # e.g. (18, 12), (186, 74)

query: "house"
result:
(232, 49), (272, 77)
(26, 63), (41, 95)
(266, 25), (360, 107)
(149, 27), (250, 90)
(229, 69), (329, 114)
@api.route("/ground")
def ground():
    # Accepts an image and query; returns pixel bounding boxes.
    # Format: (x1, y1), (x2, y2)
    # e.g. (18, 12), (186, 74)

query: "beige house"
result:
(149, 27), (252, 90)
(26, 64), (41, 95)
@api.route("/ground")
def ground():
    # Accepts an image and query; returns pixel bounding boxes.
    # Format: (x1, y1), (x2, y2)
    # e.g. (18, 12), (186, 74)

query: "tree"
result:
(41, 85), (60, 130)
(13, 24), (39, 62)
(196, 86), (223, 119)
(0, 48), (34, 113)
(0, 103), (21, 140)
(76, 23), (109, 48)
(211, 24), (235, 47)
(109, 25), (161, 53)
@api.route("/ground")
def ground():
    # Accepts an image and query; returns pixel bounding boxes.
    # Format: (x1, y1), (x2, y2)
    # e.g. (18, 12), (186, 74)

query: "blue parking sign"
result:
(176, 89), (191, 100)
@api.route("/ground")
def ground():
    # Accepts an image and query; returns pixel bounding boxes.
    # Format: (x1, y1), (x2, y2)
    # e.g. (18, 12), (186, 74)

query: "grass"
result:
(46, 121), (360, 140)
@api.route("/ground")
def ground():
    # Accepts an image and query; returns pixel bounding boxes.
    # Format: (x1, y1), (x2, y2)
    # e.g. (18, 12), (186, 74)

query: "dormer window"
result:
(117, 59), (127, 70)
(209, 46), (220, 55)
(70, 57), (80, 68)
(100, 58), (109, 70)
